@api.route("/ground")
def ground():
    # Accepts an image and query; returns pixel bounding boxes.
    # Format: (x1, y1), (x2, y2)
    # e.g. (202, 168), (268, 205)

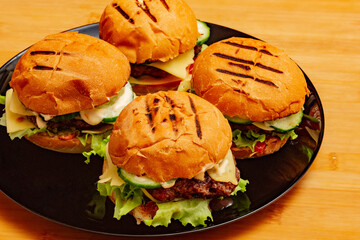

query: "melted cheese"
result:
(207, 149), (238, 185)
(9, 90), (33, 116)
(5, 89), (35, 133)
(98, 144), (125, 187)
(147, 48), (194, 80)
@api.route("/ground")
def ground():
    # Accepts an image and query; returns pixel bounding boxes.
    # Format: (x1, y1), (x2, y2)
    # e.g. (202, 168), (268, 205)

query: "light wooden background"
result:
(0, 0), (359, 239)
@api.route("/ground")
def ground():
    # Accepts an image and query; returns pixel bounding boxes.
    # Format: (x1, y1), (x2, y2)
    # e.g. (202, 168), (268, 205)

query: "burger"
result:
(1, 32), (133, 154)
(98, 0), (207, 95)
(97, 91), (248, 227)
(191, 37), (309, 159)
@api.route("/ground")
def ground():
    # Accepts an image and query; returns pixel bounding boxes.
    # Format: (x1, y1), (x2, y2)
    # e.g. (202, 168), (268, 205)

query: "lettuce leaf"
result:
(51, 112), (79, 122)
(232, 129), (266, 151)
(0, 112), (6, 126)
(144, 199), (212, 227)
(8, 127), (47, 140)
(231, 178), (249, 196)
(97, 182), (143, 220)
(272, 129), (298, 140)
(82, 132), (111, 164)
(0, 95), (5, 105)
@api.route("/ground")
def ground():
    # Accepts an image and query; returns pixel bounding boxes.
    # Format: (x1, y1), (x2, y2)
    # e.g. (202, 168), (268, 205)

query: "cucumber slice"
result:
(266, 109), (303, 132)
(102, 116), (118, 123)
(80, 82), (134, 125)
(118, 168), (161, 189)
(226, 115), (253, 124)
(252, 121), (274, 131)
(118, 168), (176, 189)
(196, 20), (210, 45)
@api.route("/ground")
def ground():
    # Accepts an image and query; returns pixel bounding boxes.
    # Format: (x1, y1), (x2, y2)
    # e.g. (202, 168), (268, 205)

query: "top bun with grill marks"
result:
(10, 32), (130, 115)
(192, 37), (309, 122)
(108, 91), (232, 183)
(99, 0), (198, 64)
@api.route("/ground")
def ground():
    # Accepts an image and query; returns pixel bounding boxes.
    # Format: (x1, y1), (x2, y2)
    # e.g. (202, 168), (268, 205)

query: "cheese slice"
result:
(147, 48), (194, 80)
(98, 144), (125, 187)
(207, 149), (238, 185)
(9, 90), (34, 116)
(5, 89), (35, 133)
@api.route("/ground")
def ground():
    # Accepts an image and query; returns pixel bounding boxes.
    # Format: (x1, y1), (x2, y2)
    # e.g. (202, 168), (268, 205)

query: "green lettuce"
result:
(144, 199), (212, 227)
(232, 129), (266, 151)
(8, 127), (47, 140)
(51, 112), (79, 122)
(0, 95), (5, 105)
(0, 112), (6, 126)
(97, 182), (143, 220)
(272, 129), (298, 140)
(81, 132), (111, 164)
(231, 178), (249, 196)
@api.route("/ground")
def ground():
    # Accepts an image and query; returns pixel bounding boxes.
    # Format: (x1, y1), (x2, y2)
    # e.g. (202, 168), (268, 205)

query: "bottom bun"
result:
(25, 132), (92, 153)
(231, 136), (289, 159)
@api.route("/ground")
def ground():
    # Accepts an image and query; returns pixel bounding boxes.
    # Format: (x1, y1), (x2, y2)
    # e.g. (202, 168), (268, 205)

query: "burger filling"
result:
(229, 110), (302, 156)
(129, 47), (196, 95)
(0, 83), (134, 144)
(96, 146), (249, 227)
(129, 20), (210, 95)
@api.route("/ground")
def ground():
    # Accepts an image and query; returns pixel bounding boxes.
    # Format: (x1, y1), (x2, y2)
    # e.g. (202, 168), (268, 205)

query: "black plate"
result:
(0, 23), (324, 237)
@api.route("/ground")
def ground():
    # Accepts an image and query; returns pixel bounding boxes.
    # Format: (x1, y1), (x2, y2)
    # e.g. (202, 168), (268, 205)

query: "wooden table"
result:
(0, 0), (359, 239)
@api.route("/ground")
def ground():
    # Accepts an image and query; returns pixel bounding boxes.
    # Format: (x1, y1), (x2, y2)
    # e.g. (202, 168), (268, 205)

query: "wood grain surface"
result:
(0, 0), (359, 239)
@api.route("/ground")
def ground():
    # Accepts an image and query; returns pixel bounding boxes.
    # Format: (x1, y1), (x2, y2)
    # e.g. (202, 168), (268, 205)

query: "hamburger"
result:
(191, 37), (309, 159)
(99, 0), (203, 95)
(97, 91), (248, 227)
(1, 32), (133, 153)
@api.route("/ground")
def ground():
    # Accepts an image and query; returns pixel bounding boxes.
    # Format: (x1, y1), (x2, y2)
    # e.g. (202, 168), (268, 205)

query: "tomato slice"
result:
(254, 141), (266, 153)
(187, 63), (194, 74)
(58, 133), (76, 140)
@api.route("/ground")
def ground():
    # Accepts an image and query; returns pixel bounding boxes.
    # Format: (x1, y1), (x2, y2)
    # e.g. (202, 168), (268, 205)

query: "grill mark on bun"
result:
(216, 69), (253, 79)
(228, 62), (251, 71)
(216, 69), (278, 88)
(33, 65), (62, 71)
(160, 0), (169, 10)
(222, 41), (277, 57)
(214, 52), (283, 80)
(255, 63), (283, 74)
(213, 53), (254, 65)
(112, 3), (134, 24)
(30, 51), (70, 56)
(254, 78), (278, 88)
(188, 96), (202, 139)
(145, 98), (155, 132)
(164, 96), (178, 134)
(259, 49), (275, 56)
(136, 0), (157, 22)
(30, 51), (57, 55)
(223, 41), (258, 51)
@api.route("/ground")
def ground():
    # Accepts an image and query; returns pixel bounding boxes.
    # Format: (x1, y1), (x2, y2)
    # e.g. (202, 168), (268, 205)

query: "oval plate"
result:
(0, 23), (324, 237)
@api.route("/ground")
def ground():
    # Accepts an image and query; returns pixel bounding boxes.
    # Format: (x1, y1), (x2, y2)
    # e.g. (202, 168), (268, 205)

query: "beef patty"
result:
(148, 167), (240, 201)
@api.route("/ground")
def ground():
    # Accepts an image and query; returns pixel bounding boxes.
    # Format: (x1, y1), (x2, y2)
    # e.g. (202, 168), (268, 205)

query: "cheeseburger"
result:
(191, 37), (309, 159)
(97, 91), (248, 227)
(99, 0), (202, 95)
(2, 32), (133, 153)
